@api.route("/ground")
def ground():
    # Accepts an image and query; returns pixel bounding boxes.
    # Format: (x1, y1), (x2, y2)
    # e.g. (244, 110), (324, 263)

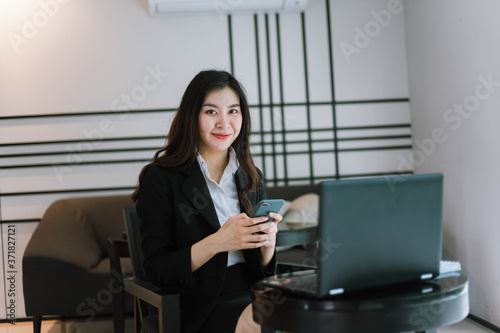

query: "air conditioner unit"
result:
(148, 0), (308, 16)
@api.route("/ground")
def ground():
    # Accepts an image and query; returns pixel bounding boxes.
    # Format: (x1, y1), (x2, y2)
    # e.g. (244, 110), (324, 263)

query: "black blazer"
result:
(136, 162), (276, 333)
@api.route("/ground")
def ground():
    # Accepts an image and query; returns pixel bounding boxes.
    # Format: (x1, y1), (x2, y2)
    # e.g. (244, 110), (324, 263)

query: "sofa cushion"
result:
(24, 195), (134, 270)
(282, 193), (319, 229)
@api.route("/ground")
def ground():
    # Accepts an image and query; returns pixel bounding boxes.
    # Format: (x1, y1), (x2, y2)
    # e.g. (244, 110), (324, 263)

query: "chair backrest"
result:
(123, 206), (147, 280)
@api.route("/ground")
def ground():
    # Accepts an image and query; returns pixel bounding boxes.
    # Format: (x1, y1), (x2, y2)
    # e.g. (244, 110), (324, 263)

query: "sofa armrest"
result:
(24, 200), (102, 270)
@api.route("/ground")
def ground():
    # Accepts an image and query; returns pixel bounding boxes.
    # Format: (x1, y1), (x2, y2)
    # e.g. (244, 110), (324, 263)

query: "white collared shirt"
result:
(196, 148), (246, 266)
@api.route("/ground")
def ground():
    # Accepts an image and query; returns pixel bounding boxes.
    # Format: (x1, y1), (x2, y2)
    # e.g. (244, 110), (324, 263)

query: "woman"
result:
(132, 70), (281, 333)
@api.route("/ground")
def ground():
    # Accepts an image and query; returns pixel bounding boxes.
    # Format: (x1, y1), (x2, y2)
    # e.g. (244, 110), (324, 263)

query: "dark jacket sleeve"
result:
(135, 165), (197, 288)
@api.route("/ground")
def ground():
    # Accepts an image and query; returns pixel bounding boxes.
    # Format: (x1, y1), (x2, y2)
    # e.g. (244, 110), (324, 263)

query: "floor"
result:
(0, 316), (495, 333)
(0, 317), (134, 333)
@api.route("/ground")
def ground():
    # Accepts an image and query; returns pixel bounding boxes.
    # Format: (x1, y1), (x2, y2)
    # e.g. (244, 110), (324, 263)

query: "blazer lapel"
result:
(180, 163), (220, 231)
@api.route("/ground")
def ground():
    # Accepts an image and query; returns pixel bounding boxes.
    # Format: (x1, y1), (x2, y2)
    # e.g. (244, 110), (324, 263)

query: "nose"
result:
(216, 114), (230, 128)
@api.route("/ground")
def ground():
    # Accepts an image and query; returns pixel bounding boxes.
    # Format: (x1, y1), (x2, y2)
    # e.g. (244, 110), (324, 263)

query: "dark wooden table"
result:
(252, 272), (469, 333)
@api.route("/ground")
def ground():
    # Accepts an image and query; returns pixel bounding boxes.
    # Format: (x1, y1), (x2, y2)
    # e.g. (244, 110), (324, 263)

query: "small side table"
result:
(252, 273), (469, 333)
(107, 234), (130, 333)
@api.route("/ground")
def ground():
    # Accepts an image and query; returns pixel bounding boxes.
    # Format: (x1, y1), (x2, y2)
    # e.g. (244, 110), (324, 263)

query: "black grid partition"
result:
(226, 6), (412, 187)
(0, 1), (412, 225)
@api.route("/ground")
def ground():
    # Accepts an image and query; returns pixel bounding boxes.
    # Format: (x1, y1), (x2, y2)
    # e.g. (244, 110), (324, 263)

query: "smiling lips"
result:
(213, 133), (231, 140)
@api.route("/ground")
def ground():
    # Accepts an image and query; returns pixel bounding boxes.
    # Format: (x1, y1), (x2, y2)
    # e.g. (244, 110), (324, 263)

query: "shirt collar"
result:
(226, 147), (239, 175)
(196, 147), (240, 177)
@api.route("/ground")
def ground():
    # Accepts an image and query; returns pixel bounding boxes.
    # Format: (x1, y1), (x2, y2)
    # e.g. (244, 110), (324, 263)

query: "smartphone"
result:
(251, 199), (285, 222)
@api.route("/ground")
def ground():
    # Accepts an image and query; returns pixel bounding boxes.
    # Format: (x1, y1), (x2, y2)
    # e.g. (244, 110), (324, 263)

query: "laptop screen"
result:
(316, 173), (443, 296)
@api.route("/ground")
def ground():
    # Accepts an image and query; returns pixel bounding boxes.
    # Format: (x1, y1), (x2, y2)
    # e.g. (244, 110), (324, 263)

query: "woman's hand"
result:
(255, 212), (282, 248)
(256, 212), (282, 268)
(191, 212), (282, 272)
(211, 213), (278, 253)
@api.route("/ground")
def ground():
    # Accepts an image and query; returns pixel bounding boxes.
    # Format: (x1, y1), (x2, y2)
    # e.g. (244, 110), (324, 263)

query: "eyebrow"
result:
(202, 103), (240, 108)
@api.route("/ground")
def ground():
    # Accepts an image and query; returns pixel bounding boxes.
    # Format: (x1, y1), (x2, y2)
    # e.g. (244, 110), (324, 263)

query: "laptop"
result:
(262, 173), (444, 298)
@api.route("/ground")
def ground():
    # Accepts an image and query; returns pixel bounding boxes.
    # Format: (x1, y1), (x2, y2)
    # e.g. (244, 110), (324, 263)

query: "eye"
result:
(229, 109), (239, 114)
(205, 109), (217, 115)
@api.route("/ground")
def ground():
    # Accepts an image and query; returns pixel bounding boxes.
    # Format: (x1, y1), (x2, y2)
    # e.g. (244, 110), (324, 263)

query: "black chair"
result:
(123, 206), (317, 333)
(123, 207), (180, 333)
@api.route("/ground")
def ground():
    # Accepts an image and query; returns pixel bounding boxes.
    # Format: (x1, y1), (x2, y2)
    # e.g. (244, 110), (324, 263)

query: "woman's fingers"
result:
(216, 213), (281, 250)
(268, 212), (283, 223)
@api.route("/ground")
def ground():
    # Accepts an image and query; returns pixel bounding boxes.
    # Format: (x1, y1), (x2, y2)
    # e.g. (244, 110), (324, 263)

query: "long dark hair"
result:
(132, 70), (261, 212)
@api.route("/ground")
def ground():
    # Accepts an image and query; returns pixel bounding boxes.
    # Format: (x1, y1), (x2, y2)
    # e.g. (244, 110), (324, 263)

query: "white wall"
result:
(0, 0), (410, 321)
(404, 0), (500, 326)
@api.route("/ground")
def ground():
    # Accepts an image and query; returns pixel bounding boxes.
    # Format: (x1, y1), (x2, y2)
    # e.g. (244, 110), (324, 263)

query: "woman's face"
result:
(198, 87), (243, 157)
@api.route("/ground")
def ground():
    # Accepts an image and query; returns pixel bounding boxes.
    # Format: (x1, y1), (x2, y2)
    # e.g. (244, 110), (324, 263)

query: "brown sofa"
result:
(23, 195), (135, 332)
